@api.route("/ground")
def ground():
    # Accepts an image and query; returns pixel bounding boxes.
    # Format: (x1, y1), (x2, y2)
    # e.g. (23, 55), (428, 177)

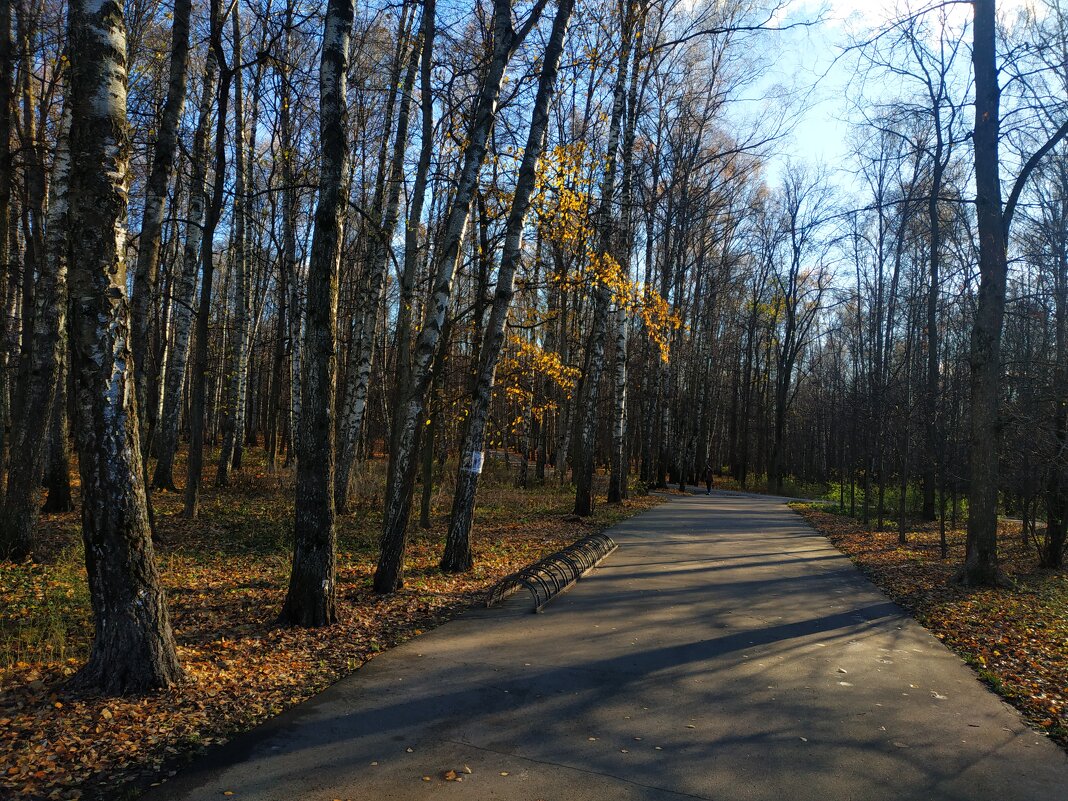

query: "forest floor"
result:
(795, 504), (1068, 754)
(0, 449), (661, 801)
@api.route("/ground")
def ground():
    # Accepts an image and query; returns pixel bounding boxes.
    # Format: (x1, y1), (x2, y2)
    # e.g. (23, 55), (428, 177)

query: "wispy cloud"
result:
(779, 0), (1039, 31)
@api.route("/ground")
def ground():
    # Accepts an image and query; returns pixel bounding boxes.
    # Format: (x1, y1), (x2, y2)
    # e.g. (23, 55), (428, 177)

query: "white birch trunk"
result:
(441, 0), (575, 573)
(374, 0), (543, 593)
(152, 52), (217, 490)
(66, 0), (182, 694)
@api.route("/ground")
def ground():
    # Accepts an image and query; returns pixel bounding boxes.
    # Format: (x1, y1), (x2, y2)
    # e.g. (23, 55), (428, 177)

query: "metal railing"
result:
(485, 532), (618, 613)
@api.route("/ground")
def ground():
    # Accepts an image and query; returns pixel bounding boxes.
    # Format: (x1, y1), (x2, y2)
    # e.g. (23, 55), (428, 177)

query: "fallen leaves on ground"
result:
(0, 451), (661, 800)
(794, 504), (1068, 752)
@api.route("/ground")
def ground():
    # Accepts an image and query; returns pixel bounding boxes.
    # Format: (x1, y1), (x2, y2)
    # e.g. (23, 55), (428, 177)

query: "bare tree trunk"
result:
(607, 11), (644, 504)
(606, 311), (628, 502)
(0, 102), (70, 559)
(184, 3), (234, 518)
(574, 1), (634, 516)
(442, 0), (573, 573)
(335, 4), (419, 511)
(42, 348), (74, 513)
(278, 0), (353, 626)
(375, 0), (541, 593)
(13, 7), (45, 434)
(960, 0), (1008, 586)
(217, 3), (249, 486)
(280, 1), (301, 467)
(153, 52), (218, 491)
(1042, 209), (1068, 568)
(131, 0), (191, 456)
(232, 25), (267, 473)
(922, 155), (943, 521)
(0, 0), (11, 484)
(65, 0), (182, 694)
(265, 264), (288, 472)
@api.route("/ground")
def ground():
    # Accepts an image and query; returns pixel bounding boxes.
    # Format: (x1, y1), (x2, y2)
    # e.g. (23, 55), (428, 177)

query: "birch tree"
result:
(442, 0), (576, 573)
(374, 0), (548, 593)
(65, 0), (182, 693)
(0, 104), (71, 560)
(961, 0), (1068, 585)
(130, 0), (191, 455)
(153, 51), (218, 491)
(277, 0), (354, 626)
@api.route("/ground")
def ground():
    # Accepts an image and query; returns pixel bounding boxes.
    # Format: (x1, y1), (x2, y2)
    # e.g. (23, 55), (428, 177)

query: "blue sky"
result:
(755, 0), (1041, 186)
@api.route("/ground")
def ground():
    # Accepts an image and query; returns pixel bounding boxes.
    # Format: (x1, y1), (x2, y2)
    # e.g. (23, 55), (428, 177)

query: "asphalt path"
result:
(142, 491), (1068, 800)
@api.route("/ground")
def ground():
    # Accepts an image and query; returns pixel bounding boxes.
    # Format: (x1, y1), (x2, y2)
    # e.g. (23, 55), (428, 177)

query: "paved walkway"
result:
(144, 492), (1068, 800)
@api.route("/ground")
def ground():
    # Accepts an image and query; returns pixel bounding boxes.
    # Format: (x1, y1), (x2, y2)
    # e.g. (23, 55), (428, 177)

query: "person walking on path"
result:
(704, 463), (714, 495)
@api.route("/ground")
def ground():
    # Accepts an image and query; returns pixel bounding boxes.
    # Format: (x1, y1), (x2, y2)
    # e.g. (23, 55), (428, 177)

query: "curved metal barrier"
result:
(485, 531), (618, 613)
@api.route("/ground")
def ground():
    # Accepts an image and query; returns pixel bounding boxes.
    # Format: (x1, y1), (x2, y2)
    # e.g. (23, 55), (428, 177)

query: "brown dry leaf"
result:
(0, 458), (665, 801)
(795, 504), (1068, 750)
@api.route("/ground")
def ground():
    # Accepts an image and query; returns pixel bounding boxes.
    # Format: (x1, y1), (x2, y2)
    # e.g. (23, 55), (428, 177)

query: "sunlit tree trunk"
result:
(574, 0), (634, 516)
(335, 3), (419, 512)
(375, 0), (541, 593)
(442, 0), (574, 573)
(607, 20), (644, 504)
(65, 0), (181, 694)
(278, 0), (354, 626)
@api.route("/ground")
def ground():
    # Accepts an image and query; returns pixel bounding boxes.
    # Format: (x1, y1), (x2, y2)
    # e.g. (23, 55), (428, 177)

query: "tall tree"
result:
(0, 103), (71, 560)
(217, 1), (252, 486)
(65, 0), (182, 694)
(130, 0), (192, 455)
(277, 0), (354, 626)
(442, 0), (576, 573)
(335, 1), (420, 512)
(374, 0), (548, 593)
(573, 0), (635, 517)
(962, 0), (1068, 585)
(153, 50), (219, 491)
(184, 0), (235, 517)
(0, 0), (11, 482)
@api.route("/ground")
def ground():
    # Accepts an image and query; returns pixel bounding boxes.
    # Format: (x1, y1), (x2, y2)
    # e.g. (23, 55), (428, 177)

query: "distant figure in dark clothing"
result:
(704, 463), (714, 495)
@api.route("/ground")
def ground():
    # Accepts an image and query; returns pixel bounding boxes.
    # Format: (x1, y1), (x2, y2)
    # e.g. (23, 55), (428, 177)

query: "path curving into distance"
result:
(143, 491), (1068, 801)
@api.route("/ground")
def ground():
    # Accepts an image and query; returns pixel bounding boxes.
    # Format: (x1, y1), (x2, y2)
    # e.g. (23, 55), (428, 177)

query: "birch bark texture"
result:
(65, 0), (182, 693)
(573, 0), (634, 517)
(374, 0), (546, 593)
(131, 0), (191, 455)
(0, 103), (71, 560)
(184, 0), (234, 518)
(152, 51), (218, 491)
(441, 0), (576, 574)
(217, 2), (251, 487)
(278, 0), (354, 626)
(335, 6), (420, 512)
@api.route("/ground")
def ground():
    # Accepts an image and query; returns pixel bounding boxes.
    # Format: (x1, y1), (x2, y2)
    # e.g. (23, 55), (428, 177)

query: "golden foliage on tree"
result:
(587, 251), (682, 363)
(533, 142), (593, 250)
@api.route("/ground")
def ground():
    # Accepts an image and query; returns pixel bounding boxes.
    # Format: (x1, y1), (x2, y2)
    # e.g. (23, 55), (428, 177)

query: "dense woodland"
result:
(0, 0), (1066, 696)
